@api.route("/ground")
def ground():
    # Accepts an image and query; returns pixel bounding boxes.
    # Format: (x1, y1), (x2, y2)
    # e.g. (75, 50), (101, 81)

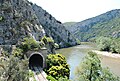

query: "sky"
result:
(28, 0), (120, 23)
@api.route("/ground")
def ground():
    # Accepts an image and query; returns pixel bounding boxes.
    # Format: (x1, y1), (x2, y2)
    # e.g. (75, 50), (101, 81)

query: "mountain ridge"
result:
(66, 9), (120, 41)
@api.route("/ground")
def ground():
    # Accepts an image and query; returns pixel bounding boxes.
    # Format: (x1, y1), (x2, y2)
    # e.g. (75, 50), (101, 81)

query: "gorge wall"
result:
(0, 0), (78, 48)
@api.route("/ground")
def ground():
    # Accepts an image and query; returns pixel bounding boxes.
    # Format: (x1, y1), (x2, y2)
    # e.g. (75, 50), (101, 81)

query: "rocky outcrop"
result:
(32, 4), (78, 47)
(0, 0), (78, 47)
(0, 0), (45, 45)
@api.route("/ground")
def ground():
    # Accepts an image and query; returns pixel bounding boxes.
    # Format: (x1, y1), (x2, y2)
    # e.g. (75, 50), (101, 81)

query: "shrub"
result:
(0, 55), (29, 81)
(41, 36), (54, 45)
(46, 54), (70, 80)
(12, 48), (23, 58)
(47, 75), (70, 81)
(0, 16), (4, 22)
(96, 37), (120, 54)
(96, 37), (111, 51)
(18, 37), (41, 52)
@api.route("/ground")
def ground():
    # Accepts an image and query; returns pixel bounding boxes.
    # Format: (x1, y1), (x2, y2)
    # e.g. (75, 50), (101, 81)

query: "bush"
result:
(41, 36), (57, 53)
(96, 37), (111, 51)
(12, 48), (23, 58)
(47, 76), (57, 81)
(18, 37), (41, 52)
(0, 16), (4, 22)
(96, 37), (120, 54)
(41, 36), (54, 45)
(46, 54), (70, 80)
(47, 75), (70, 81)
(0, 55), (29, 81)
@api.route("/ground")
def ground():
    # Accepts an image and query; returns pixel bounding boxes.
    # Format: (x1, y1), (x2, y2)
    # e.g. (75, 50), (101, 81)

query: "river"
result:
(56, 42), (120, 80)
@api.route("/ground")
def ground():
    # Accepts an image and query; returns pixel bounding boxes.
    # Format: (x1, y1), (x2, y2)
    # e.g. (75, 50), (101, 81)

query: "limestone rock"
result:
(0, 0), (78, 48)
(32, 4), (78, 47)
(0, 0), (45, 45)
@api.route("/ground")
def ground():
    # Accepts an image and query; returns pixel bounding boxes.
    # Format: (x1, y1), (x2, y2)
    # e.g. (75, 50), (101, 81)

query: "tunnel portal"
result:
(29, 53), (44, 69)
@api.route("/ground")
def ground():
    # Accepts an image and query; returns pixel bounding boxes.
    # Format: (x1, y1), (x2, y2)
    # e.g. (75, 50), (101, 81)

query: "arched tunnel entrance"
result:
(29, 53), (44, 69)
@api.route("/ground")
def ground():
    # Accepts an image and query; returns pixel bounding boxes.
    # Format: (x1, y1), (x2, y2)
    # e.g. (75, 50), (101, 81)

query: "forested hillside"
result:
(65, 9), (120, 41)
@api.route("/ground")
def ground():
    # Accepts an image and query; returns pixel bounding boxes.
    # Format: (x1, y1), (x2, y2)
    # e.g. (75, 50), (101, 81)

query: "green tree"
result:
(0, 55), (29, 81)
(96, 37), (120, 54)
(41, 36), (56, 54)
(96, 37), (112, 51)
(12, 48), (23, 58)
(18, 37), (40, 52)
(75, 52), (120, 81)
(46, 54), (70, 80)
(111, 38), (120, 53)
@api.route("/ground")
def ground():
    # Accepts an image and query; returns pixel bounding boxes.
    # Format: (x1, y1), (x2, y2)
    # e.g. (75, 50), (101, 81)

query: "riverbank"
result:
(57, 43), (120, 79)
(92, 50), (120, 58)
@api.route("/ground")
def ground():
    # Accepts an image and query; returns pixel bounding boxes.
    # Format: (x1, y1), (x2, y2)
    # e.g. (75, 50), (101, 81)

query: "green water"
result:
(56, 42), (120, 79)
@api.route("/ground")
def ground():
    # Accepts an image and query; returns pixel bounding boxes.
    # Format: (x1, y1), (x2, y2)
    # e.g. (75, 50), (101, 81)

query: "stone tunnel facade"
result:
(26, 48), (48, 69)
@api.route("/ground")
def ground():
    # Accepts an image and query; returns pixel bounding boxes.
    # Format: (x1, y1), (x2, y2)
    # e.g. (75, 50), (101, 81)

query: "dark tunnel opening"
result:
(29, 54), (43, 69)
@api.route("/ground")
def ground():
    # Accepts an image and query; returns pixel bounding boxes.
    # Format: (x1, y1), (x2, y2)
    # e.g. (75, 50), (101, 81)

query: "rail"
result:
(30, 65), (48, 81)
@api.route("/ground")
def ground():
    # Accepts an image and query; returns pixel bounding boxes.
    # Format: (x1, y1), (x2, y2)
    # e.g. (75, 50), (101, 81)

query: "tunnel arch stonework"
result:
(29, 52), (45, 68)
(26, 49), (48, 69)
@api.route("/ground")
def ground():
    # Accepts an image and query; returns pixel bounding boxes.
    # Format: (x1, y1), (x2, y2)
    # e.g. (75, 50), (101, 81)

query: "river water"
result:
(56, 42), (120, 80)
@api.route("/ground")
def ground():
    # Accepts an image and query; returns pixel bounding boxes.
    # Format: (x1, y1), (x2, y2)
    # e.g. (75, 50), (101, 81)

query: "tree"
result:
(111, 38), (120, 53)
(0, 55), (29, 81)
(18, 37), (41, 52)
(75, 52), (120, 81)
(96, 37), (120, 54)
(46, 54), (70, 80)
(96, 37), (111, 51)
(41, 36), (57, 54)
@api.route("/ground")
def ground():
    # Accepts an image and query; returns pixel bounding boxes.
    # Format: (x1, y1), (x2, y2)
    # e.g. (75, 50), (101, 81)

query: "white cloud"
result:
(29, 0), (120, 22)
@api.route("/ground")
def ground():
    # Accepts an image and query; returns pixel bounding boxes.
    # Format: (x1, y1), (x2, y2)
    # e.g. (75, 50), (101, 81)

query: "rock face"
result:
(0, 0), (78, 47)
(0, 0), (45, 45)
(66, 9), (120, 41)
(32, 4), (78, 47)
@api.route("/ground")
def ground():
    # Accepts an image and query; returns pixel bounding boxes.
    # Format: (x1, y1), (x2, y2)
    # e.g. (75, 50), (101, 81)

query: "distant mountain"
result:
(66, 9), (120, 41)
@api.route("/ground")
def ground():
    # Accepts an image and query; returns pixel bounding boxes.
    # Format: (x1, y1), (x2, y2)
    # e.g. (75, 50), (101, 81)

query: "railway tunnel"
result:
(29, 52), (45, 69)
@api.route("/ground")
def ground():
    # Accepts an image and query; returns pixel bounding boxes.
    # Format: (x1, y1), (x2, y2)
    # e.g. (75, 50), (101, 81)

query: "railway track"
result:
(30, 65), (47, 81)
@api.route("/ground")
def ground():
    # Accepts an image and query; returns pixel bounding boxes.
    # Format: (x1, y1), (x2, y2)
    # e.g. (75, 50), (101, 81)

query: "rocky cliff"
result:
(32, 4), (78, 47)
(66, 9), (120, 41)
(0, 0), (78, 47)
(0, 0), (45, 45)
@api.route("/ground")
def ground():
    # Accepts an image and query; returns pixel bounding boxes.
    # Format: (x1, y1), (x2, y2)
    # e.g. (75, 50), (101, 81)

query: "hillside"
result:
(66, 9), (120, 41)
(63, 22), (77, 28)
(0, 0), (78, 47)
(32, 4), (78, 47)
